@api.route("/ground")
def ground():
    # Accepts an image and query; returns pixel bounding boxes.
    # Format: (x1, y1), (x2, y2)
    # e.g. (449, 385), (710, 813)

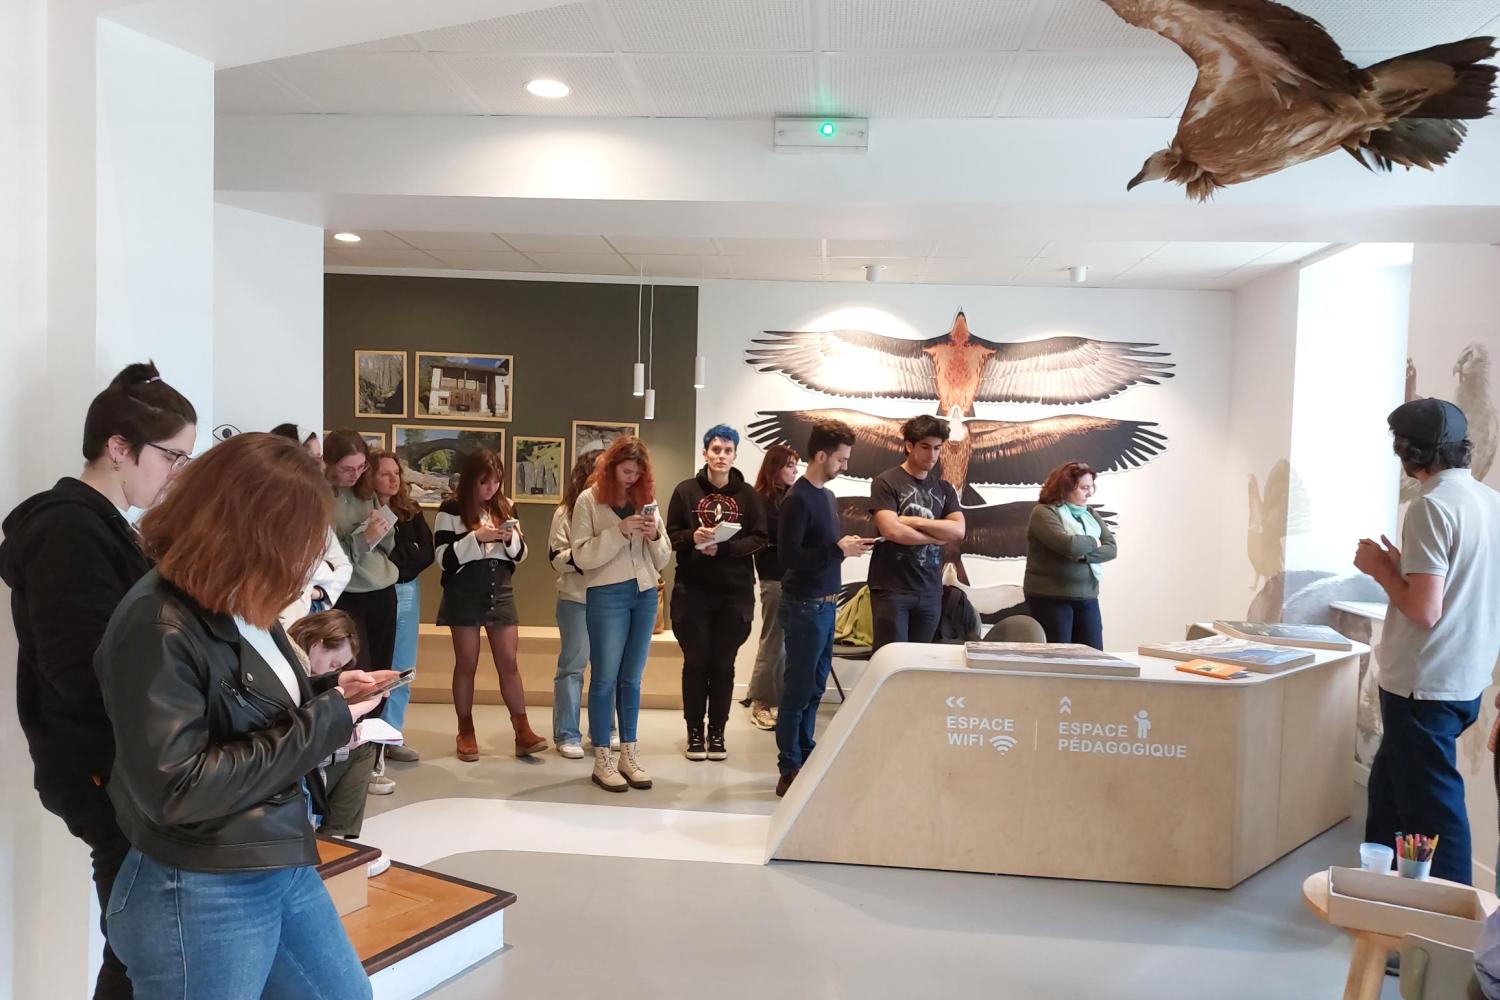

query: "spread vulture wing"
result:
(965, 416), (1168, 486)
(961, 502), (1120, 561)
(746, 408), (906, 481)
(974, 336), (1175, 405)
(745, 330), (940, 402)
(837, 497), (879, 539)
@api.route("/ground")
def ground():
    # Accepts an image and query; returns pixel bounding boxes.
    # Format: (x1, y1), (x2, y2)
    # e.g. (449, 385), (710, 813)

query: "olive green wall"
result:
(323, 273), (698, 626)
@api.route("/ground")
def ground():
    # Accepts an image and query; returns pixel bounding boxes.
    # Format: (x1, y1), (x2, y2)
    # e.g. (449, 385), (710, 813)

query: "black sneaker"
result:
(685, 727), (707, 761)
(707, 727), (728, 761)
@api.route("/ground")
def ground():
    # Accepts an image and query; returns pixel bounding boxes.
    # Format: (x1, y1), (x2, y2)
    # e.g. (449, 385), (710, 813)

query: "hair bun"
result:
(110, 361), (163, 390)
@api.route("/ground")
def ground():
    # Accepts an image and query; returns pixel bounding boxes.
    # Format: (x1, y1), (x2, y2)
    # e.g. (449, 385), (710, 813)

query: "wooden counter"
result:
(767, 641), (1366, 889)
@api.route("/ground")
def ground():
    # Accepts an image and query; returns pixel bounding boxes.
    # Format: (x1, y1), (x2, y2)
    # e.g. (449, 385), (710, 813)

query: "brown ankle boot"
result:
(512, 714), (549, 757)
(456, 716), (479, 762)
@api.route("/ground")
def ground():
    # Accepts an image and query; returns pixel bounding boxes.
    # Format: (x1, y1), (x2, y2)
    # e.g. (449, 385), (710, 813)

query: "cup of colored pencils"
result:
(1395, 832), (1437, 879)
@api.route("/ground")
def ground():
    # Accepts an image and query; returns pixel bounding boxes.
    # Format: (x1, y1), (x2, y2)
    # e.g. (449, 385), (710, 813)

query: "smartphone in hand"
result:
(640, 502), (658, 520)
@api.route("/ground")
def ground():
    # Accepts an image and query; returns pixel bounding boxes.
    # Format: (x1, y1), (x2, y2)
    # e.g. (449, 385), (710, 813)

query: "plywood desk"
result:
(767, 641), (1367, 888)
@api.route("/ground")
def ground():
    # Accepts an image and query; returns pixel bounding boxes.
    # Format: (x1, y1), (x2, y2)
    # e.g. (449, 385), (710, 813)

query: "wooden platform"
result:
(412, 623), (685, 709)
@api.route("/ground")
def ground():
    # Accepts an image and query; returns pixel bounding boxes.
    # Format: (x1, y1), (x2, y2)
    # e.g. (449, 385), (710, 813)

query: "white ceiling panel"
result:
(826, 53), (1014, 117)
(1148, 241), (1287, 264)
(391, 231), (512, 251)
(1007, 52), (1195, 117)
(1256, 242), (1331, 263)
(609, 236), (720, 254)
(713, 237), (824, 255)
(826, 258), (926, 282)
(928, 237), (1048, 258)
(622, 254), (732, 278)
(1036, 241), (1166, 265)
(728, 256), (826, 280)
(826, 238), (934, 257)
(922, 258), (1032, 283)
(525, 251), (635, 274)
(606, 0), (811, 52)
(425, 250), (543, 270)
(327, 246), (445, 267)
(1036, 0), (1178, 50)
(334, 34), (421, 53)
(1284, 0), (1499, 50)
(322, 230), (411, 249)
(261, 53), (477, 115)
(441, 54), (640, 115)
(499, 233), (616, 253)
(827, 0), (1033, 51)
(632, 54), (817, 117)
(415, 4), (609, 52)
(215, 66), (315, 114)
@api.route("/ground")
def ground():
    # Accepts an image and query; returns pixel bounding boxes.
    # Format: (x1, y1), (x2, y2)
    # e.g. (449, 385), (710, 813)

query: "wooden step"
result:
(316, 836), (382, 916)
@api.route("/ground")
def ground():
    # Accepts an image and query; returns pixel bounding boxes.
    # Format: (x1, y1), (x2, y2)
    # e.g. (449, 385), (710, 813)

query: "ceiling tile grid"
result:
(257, 52), (479, 115)
(825, 53), (1016, 117)
(1006, 51), (1197, 117)
(1035, 0), (1178, 50)
(441, 53), (641, 115)
(1282, 0), (1500, 50)
(826, 0), (1034, 50)
(632, 54), (818, 117)
(604, 0), (812, 52)
(215, 66), (317, 115)
(414, 4), (611, 52)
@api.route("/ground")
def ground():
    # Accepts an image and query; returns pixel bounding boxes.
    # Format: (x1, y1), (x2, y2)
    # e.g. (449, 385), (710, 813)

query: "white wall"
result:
(214, 204), (324, 435)
(696, 279), (1235, 654)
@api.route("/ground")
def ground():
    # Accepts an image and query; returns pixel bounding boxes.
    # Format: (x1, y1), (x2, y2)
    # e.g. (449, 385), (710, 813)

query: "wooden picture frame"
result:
(414, 351), (513, 423)
(358, 431), (386, 451)
(511, 436), (566, 505)
(392, 424), (506, 508)
(571, 420), (639, 472)
(354, 350), (408, 419)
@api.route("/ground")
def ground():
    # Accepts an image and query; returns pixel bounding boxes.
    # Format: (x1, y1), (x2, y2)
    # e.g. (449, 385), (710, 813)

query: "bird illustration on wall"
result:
(1455, 342), (1497, 482)
(1247, 458), (1309, 592)
(748, 407), (1167, 504)
(1099, 0), (1497, 200)
(747, 311), (1175, 417)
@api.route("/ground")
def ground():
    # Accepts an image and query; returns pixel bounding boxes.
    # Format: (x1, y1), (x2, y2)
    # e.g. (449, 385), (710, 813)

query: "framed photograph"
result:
(354, 350), (407, 419)
(359, 431), (386, 451)
(511, 436), (565, 505)
(415, 352), (513, 422)
(572, 420), (639, 470)
(392, 424), (506, 508)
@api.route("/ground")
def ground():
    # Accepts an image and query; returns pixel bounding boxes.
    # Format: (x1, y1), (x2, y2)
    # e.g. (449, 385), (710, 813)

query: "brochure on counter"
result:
(964, 642), (1140, 677)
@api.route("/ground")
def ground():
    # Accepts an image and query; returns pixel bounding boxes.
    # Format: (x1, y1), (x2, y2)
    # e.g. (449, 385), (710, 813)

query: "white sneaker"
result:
(367, 855), (391, 878)
(556, 741), (584, 759)
(617, 741), (652, 789)
(592, 746), (628, 793)
(749, 702), (776, 730)
(367, 774), (395, 796)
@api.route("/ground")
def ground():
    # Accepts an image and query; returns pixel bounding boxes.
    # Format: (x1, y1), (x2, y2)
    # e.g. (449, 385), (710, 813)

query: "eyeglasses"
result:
(147, 443), (193, 471)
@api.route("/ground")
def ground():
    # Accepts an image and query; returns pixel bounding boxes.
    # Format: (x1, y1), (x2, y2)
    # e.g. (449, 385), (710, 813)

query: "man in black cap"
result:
(1355, 397), (1500, 885)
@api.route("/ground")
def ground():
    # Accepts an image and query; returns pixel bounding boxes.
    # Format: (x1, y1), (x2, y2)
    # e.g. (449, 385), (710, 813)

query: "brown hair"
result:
(82, 362), (197, 461)
(287, 610), (361, 659)
(806, 419), (855, 461)
(369, 449), (421, 522)
(1038, 462), (1097, 505)
(561, 449), (599, 515)
(754, 443), (800, 502)
(589, 436), (655, 510)
(140, 433), (332, 628)
(454, 448), (513, 528)
(323, 430), (373, 498)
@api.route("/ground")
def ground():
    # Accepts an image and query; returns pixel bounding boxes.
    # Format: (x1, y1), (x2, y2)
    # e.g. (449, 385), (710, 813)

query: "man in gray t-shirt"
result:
(1354, 397), (1500, 885)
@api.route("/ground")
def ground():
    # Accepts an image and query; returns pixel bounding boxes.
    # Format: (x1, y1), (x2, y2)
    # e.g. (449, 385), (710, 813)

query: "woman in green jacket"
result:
(1023, 462), (1117, 649)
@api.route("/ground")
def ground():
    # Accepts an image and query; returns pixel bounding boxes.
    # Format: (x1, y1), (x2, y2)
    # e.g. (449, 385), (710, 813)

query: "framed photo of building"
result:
(511, 436), (565, 505)
(571, 420), (639, 470)
(392, 424), (506, 508)
(354, 350), (407, 418)
(358, 431), (386, 451)
(415, 352), (513, 422)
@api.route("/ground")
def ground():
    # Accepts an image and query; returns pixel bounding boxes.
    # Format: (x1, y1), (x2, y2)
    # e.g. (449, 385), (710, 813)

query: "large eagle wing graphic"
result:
(965, 416), (1168, 486)
(974, 336), (1175, 405)
(745, 330), (939, 401)
(839, 497), (1118, 561)
(747, 408), (905, 481)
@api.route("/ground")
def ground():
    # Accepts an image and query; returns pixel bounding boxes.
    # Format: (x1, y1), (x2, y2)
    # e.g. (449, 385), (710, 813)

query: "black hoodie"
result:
(666, 467), (768, 610)
(0, 478), (150, 791)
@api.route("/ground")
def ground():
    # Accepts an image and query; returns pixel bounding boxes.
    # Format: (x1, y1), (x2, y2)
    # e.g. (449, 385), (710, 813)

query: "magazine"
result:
(1212, 620), (1353, 651)
(1138, 636), (1313, 673)
(964, 642), (1140, 678)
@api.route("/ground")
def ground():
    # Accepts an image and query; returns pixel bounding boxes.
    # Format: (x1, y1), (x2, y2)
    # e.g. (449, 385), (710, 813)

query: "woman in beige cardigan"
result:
(1023, 461), (1117, 650)
(570, 436), (672, 792)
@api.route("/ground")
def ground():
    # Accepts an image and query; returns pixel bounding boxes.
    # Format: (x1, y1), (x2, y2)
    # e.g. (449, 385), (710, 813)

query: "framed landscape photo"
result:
(512, 436), (565, 505)
(392, 424), (506, 508)
(358, 431), (386, 451)
(572, 420), (639, 469)
(354, 350), (407, 418)
(415, 352), (513, 422)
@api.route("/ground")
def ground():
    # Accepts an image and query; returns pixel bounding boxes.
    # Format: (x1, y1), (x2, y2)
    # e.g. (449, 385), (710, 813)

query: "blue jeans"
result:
(870, 588), (942, 650)
(586, 580), (657, 746)
(1024, 594), (1104, 650)
(107, 848), (371, 1000)
(1366, 688), (1481, 884)
(553, 598), (590, 744)
(776, 595), (836, 776)
(385, 579), (421, 734)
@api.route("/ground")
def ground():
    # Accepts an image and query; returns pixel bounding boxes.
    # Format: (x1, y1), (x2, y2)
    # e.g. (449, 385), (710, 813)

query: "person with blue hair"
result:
(666, 424), (768, 761)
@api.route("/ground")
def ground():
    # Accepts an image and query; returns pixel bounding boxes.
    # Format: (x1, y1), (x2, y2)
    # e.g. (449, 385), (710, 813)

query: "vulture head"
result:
(1455, 343), (1490, 381)
(1126, 149), (1180, 191)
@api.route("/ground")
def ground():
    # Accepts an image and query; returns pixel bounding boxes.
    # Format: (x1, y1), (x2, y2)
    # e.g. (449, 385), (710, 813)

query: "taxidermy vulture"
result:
(1099, 0), (1498, 199)
(748, 407), (1166, 505)
(839, 497), (1119, 584)
(747, 311), (1174, 417)
(1455, 342), (1497, 482)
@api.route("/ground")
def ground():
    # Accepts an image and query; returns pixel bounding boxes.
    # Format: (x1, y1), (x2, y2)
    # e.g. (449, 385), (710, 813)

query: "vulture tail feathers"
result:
(1360, 118), (1469, 171)
(1368, 37), (1497, 120)
(961, 484), (986, 507)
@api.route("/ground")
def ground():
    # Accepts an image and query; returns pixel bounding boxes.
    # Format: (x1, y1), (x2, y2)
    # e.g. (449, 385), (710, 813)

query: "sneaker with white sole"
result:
(367, 855), (391, 878)
(749, 703), (776, 730)
(618, 741), (652, 789)
(367, 774), (396, 796)
(591, 746), (628, 792)
(556, 741), (584, 759)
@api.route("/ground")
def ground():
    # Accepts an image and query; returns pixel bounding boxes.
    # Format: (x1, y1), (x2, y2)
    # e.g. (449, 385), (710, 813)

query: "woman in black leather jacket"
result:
(95, 433), (393, 1000)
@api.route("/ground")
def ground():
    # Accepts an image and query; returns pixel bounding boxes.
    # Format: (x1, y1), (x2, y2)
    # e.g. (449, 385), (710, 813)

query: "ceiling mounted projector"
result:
(773, 117), (869, 154)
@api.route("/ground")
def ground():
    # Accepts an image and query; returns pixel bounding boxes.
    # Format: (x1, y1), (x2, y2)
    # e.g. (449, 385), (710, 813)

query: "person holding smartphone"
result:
(570, 437), (672, 792)
(435, 448), (546, 761)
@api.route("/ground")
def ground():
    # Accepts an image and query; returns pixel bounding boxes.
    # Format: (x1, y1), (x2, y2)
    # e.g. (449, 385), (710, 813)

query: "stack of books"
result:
(1137, 636), (1314, 673)
(964, 642), (1140, 677)
(1211, 620), (1354, 651)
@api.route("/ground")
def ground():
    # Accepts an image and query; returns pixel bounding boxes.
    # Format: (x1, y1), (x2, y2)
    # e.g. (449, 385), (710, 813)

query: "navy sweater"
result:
(778, 477), (845, 598)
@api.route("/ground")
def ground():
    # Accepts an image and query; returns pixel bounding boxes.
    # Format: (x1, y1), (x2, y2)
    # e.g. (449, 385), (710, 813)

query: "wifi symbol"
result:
(990, 735), (1017, 754)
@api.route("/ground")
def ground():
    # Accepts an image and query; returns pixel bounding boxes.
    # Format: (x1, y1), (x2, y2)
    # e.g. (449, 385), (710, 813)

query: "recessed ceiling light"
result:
(525, 79), (570, 99)
(332, 232), (361, 243)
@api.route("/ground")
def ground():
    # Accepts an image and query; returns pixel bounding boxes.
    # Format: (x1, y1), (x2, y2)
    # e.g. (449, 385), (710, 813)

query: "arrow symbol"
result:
(945, 696), (965, 709)
(1059, 697), (1073, 714)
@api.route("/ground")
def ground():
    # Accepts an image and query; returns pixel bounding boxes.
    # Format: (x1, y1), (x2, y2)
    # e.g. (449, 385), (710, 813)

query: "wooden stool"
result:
(1301, 870), (1498, 1000)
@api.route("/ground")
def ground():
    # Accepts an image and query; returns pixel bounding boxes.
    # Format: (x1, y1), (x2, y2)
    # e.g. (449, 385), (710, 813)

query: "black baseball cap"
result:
(1388, 398), (1468, 446)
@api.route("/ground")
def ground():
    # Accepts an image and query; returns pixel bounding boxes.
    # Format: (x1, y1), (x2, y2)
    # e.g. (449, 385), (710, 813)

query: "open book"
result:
(695, 521), (741, 550)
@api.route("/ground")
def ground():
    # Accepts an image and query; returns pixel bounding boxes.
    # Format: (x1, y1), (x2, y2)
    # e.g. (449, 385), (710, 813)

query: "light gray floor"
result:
(373, 704), (1399, 1000)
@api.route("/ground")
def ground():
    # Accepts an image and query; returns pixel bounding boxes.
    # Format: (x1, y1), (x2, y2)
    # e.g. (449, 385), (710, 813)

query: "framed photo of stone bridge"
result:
(414, 352), (513, 422)
(392, 424), (506, 508)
